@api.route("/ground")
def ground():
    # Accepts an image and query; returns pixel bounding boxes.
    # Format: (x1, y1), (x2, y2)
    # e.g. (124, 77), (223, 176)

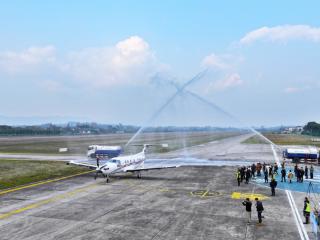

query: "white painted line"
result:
(271, 144), (309, 240)
(285, 189), (304, 239)
(288, 190), (309, 239)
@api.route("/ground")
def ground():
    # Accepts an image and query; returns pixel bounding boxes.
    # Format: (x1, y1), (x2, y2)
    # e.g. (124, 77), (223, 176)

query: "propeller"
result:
(94, 157), (103, 179)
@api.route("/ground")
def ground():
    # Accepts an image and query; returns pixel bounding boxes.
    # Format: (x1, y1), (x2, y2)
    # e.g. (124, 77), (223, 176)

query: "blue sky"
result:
(1, 1), (320, 126)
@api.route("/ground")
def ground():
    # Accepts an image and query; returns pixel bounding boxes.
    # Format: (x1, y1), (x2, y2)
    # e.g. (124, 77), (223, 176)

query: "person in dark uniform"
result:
(274, 163), (278, 175)
(240, 167), (245, 182)
(251, 164), (256, 177)
(245, 168), (251, 184)
(310, 165), (314, 179)
(305, 166), (309, 179)
(281, 168), (286, 182)
(264, 169), (269, 183)
(242, 198), (252, 223)
(300, 167), (305, 182)
(255, 198), (264, 224)
(270, 178), (277, 196)
(263, 162), (266, 172)
(294, 164), (298, 177)
(297, 168), (301, 182)
(269, 165), (273, 177)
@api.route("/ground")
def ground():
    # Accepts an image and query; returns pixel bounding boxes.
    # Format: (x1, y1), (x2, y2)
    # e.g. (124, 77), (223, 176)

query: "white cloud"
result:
(284, 86), (311, 94)
(240, 25), (320, 44)
(284, 87), (300, 93)
(0, 36), (165, 88)
(210, 73), (243, 91)
(0, 46), (56, 74)
(202, 53), (230, 70)
(65, 36), (162, 87)
(201, 53), (244, 71)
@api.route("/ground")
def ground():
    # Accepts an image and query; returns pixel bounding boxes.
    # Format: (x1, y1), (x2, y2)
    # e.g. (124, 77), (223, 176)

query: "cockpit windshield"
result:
(111, 159), (121, 164)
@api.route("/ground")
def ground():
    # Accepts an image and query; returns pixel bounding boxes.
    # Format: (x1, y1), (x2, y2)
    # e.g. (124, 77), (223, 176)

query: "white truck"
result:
(87, 145), (122, 159)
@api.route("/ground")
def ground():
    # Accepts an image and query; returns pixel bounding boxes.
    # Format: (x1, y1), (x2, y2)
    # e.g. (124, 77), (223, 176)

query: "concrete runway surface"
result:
(0, 134), (315, 239)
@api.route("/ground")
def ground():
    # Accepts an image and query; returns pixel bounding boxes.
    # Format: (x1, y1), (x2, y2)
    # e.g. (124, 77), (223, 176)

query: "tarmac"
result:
(0, 134), (316, 240)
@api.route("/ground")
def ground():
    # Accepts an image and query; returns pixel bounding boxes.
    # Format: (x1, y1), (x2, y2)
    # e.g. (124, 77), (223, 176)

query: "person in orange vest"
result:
(303, 197), (311, 224)
(287, 170), (294, 183)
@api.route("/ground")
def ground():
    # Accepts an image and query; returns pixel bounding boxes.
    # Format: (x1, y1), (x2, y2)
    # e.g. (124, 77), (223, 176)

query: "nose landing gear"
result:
(106, 175), (110, 183)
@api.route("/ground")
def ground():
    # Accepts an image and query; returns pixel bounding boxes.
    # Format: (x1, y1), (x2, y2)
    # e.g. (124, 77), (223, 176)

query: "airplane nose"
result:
(100, 164), (110, 173)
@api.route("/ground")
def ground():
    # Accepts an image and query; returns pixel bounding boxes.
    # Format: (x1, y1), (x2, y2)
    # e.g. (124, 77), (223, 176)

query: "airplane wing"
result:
(144, 158), (251, 167)
(68, 160), (97, 169)
(126, 157), (252, 172)
(68, 159), (109, 169)
(126, 164), (180, 172)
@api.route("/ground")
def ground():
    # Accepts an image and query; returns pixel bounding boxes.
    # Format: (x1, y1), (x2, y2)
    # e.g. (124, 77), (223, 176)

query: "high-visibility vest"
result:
(236, 172), (240, 179)
(305, 202), (311, 213)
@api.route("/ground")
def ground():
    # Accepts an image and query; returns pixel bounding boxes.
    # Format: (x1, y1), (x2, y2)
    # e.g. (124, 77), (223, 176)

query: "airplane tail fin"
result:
(142, 144), (150, 154)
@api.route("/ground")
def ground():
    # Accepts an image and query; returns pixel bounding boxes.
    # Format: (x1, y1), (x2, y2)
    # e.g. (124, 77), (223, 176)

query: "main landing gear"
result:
(106, 175), (110, 183)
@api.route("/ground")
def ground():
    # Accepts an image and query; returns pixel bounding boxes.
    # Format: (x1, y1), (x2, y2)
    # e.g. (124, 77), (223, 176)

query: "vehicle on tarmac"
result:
(283, 146), (319, 163)
(87, 145), (122, 159)
(69, 144), (179, 183)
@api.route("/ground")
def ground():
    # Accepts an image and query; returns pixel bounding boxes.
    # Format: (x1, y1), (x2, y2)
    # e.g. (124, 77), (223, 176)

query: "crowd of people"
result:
(237, 161), (316, 225)
(237, 162), (315, 191)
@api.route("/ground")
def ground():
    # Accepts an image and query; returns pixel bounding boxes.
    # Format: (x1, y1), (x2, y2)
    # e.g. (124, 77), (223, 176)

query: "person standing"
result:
(236, 169), (241, 187)
(310, 165), (314, 179)
(263, 162), (266, 172)
(270, 178), (277, 196)
(288, 170), (293, 183)
(242, 198), (252, 223)
(269, 165), (273, 177)
(245, 168), (250, 184)
(303, 197), (311, 224)
(255, 198), (264, 224)
(305, 166), (309, 179)
(274, 163), (278, 175)
(301, 167), (305, 182)
(297, 168), (301, 182)
(256, 162), (261, 176)
(294, 164), (298, 177)
(240, 167), (245, 182)
(281, 168), (286, 182)
(251, 164), (256, 178)
(264, 169), (269, 183)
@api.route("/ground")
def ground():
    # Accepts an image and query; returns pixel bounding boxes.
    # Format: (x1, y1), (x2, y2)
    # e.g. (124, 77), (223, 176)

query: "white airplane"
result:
(68, 144), (180, 183)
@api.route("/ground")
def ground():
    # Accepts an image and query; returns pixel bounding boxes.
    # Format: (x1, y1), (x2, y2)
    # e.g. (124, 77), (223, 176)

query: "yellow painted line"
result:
(0, 183), (95, 220)
(231, 192), (269, 201)
(0, 170), (95, 196)
(201, 190), (209, 198)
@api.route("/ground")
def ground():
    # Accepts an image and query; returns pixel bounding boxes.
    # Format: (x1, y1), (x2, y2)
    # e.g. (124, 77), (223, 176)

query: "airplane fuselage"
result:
(98, 151), (145, 175)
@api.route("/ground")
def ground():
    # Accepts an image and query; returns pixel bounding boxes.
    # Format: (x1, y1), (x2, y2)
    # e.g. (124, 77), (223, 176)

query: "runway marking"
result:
(190, 190), (222, 198)
(0, 183), (96, 220)
(231, 192), (269, 200)
(0, 170), (95, 196)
